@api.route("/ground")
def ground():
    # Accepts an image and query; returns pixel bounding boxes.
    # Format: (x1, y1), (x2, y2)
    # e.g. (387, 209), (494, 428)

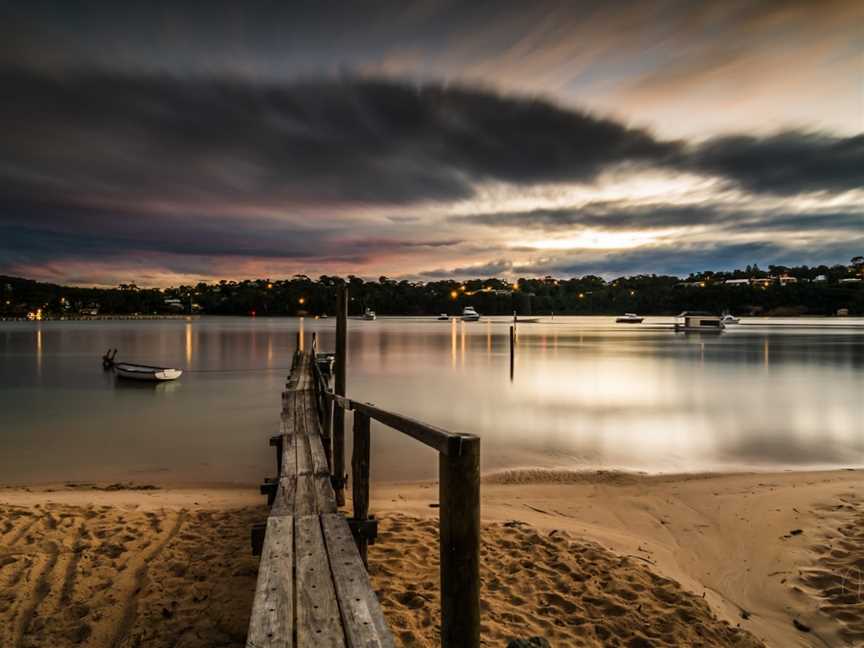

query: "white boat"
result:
(362, 308), (377, 321)
(674, 311), (725, 332)
(461, 307), (481, 321)
(437, 313), (450, 320)
(616, 313), (644, 324)
(721, 313), (740, 325)
(114, 362), (183, 381)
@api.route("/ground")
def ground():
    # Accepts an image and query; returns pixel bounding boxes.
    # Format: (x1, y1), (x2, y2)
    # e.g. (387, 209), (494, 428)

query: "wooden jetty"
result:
(247, 285), (481, 648)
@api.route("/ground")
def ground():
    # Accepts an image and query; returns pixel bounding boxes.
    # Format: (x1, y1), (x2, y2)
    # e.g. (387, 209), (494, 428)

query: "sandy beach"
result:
(1, 469), (861, 647)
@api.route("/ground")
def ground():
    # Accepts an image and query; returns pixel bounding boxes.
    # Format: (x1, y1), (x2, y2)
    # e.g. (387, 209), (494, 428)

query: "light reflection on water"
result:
(0, 316), (862, 485)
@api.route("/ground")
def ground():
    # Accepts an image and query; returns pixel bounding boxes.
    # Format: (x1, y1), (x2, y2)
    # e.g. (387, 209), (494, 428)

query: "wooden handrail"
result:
(319, 381), (480, 648)
(321, 393), (476, 456)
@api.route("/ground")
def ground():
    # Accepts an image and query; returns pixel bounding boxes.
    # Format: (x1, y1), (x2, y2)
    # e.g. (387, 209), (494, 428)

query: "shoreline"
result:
(2, 468), (862, 646)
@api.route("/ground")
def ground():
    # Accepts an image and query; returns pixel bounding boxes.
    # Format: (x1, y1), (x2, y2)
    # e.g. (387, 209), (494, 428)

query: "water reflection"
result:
(0, 316), (862, 485)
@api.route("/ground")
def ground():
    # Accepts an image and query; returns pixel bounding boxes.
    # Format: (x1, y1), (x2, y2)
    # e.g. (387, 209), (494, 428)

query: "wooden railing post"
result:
(439, 436), (480, 648)
(322, 397), (333, 471)
(351, 410), (372, 565)
(333, 284), (348, 506)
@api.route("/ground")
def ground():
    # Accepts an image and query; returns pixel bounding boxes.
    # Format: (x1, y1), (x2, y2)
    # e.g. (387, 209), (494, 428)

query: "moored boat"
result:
(616, 313), (644, 324)
(461, 306), (480, 321)
(674, 311), (725, 332)
(721, 313), (740, 325)
(113, 362), (183, 381)
(362, 308), (377, 321)
(437, 313), (450, 320)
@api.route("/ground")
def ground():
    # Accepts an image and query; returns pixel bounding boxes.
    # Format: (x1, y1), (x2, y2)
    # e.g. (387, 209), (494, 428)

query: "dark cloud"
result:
(455, 202), (864, 233)
(455, 202), (724, 230)
(4, 69), (860, 216)
(519, 239), (864, 277)
(420, 259), (515, 279)
(0, 200), (459, 274)
(416, 236), (864, 280)
(685, 132), (864, 196)
(0, 69), (677, 209)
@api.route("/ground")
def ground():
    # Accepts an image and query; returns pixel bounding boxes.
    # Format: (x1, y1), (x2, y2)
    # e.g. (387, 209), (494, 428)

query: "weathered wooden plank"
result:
(281, 433), (297, 481)
(314, 475), (337, 514)
(270, 475), (296, 517)
(296, 434), (314, 476)
(246, 516), (293, 648)
(294, 474), (317, 516)
(308, 434), (330, 477)
(321, 514), (395, 648)
(295, 516), (346, 648)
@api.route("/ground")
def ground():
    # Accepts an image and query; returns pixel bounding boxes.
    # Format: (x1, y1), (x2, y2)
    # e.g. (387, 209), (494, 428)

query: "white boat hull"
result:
(461, 315), (480, 321)
(114, 363), (183, 381)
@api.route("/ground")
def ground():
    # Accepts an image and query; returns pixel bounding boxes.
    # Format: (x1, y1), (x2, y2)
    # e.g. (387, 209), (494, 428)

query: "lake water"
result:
(1, 316), (862, 485)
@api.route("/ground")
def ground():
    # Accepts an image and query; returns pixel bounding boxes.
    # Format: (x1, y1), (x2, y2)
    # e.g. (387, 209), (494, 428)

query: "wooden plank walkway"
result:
(247, 352), (395, 648)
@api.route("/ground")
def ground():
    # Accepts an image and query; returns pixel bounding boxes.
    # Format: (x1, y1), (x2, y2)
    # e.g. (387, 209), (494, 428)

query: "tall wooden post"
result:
(440, 436), (481, 648)
(351, 411), (371, 565)
(333, 284), (348, 506)
(509, 325), (515, 382)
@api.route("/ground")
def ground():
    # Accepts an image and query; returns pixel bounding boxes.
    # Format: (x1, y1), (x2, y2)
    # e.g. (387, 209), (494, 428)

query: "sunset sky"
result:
(1, 1), (862, 286)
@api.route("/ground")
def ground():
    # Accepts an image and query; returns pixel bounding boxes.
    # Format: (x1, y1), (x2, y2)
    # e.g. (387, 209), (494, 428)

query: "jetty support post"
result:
(349, 410), (376, 566)
(333, 283), (348, 506)
(440, 435), (481, 648)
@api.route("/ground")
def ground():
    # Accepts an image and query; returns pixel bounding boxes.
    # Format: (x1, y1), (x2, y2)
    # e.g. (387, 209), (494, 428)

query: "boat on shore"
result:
(616, 313), (644, 324)
(461, 306), (481, 321)
(113, 362), (183, 381)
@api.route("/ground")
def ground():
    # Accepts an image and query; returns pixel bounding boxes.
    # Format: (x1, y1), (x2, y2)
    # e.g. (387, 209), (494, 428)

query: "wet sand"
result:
(0, 469), (861, 647)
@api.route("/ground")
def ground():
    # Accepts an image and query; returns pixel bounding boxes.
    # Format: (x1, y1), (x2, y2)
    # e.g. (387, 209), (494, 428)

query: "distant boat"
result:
(616, 313), (644, 324)
(320, 313), (329, 319)
(721, 313), (740, 325)
(362, 308), (377, 321)
(675, 311), (725, 332)
(114, 362), (183, 381)
(437, 313), (450, 320)
(461, 307), (480, 321)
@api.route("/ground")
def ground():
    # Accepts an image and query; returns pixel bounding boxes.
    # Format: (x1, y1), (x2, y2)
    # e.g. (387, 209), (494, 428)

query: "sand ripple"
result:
(369, 514), (765, 647)
(0, 503), (262, 648)
(798, 492), (864, 645)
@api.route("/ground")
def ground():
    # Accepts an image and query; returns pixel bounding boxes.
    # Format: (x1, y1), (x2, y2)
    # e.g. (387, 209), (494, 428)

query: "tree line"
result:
(2, 259), (863, 318)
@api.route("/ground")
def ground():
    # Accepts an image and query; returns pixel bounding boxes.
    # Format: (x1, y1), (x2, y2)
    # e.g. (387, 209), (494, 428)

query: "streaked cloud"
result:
(0, 2), (861, 285)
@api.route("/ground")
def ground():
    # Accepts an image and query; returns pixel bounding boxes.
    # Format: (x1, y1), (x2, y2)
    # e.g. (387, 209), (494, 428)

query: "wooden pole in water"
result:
(351, 410), (371, 565)
(440, 436), (481, 648)
(334, 284), (348, 506)
(509, 325), (515, 381)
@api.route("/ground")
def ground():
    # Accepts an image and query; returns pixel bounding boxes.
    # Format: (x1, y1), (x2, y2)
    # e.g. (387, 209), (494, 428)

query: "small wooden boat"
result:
(113, 362), (183, 381)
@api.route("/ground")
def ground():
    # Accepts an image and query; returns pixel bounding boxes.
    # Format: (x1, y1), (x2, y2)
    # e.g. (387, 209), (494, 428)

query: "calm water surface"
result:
(1, 316), (862, 485)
